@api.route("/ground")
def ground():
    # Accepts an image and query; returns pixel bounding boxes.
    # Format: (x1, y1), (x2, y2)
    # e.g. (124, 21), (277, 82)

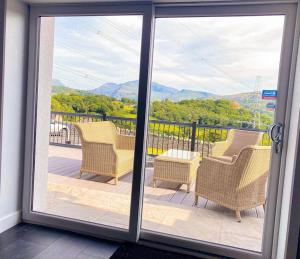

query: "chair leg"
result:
(187, 184), (190, 193)
(204, 199), (208, 208)
(153, 179), (156, 188)
(194, 195), (199, 206)
(114, 178), (118, 185)
(235, 210), (241, 222)
(78, 171), (82, 179)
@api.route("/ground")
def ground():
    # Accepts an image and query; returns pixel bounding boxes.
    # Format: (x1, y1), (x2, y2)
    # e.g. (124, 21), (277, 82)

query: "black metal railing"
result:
(49, 112), (271, 157)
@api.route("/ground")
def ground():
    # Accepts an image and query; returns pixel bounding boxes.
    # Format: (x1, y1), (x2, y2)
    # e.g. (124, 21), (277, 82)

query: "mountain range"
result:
(87, 80), (215, 101)
(53, 79), (215, 101)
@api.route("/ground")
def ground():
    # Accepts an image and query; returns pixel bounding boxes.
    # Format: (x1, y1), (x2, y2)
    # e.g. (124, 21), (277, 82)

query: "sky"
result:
(52, 15), (284, 95)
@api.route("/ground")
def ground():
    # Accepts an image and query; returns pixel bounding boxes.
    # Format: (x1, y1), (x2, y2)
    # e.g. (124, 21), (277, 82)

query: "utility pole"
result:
(253, 75), (262, 129)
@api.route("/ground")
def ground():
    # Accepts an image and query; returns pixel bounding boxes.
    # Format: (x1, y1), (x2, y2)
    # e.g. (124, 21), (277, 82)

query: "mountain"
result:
(172, 89), (215, 101)
(90, 81), (138, 100)
(52, 85), (92, 96)
(52, 79), (65, 87)
(89, 82), (120, 96)
(150, 82), (178, 100)
(89, 80), (215, 101)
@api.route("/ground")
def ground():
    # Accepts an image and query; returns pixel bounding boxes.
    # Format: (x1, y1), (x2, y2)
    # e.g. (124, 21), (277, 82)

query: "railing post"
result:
(191, 121), (197, 152)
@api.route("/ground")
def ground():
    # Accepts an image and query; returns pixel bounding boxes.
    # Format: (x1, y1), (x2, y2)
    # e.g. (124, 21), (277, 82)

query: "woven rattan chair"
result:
(195, 145), (271, 222)
(211, 129), (263, 162)
(74, 121), (135, 185)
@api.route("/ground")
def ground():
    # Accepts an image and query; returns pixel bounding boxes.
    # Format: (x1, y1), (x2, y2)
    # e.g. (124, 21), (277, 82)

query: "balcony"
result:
(44, 112), (270, 252)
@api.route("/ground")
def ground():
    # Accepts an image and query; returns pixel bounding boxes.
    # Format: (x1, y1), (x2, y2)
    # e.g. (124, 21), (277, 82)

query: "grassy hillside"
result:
(51, 92), (272, 129)
(52, 84), (274, 118)
(51, 93), (136, 117)
(216, 92), (275, 118)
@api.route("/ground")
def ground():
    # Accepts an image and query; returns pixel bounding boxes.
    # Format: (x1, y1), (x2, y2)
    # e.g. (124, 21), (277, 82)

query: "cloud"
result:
(152, 16), (284, 94)
(52, 15), (284, 95)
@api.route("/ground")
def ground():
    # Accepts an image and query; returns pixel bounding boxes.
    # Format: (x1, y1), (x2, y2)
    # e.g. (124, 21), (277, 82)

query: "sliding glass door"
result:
(138, 4), (297, 259)
(36, 14), (145, 229)
(141, 13), (285, 253)
(23, 2), (297, 259)
(23, 4), (153, 241)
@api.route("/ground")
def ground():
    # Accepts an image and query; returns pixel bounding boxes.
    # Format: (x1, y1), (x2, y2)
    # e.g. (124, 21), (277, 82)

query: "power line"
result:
(83, 22), (140, 56)
(55, 41), (107, 64)
(56, 17), (251, 94)
(174, 20), (254, 92)
(253, 75), (262, 129)
(102, 17), (139, 41)
(65, 18), (219, 92)
(54, 64), (106, 85)
(80, 21), (222, 93)
(199, 57), (254, 92)
(59, 17), (256, 93)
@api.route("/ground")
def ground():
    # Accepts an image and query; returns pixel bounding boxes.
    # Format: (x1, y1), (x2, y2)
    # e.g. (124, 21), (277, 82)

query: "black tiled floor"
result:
(0, 239), (46, 259)
(0, 224), (223, 259)
(0, 224), (119, 259)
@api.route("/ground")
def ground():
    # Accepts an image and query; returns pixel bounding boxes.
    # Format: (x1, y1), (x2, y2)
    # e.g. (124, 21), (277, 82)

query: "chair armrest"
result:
(81, 141), (117, 158)
(84, 140), (115, 145)
(80, 141), (118, 173)
(232, 154), (238, 162)
(210, 155), (234, 163)
(201, 156), (233, 166)
(117, 135), (135, 150)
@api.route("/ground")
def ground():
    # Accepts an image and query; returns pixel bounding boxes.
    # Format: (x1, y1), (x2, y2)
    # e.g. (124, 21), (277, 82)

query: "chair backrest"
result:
(223, 129), (263, 157)
(74, 121), (118, 144)
(234, 145), (271, 190)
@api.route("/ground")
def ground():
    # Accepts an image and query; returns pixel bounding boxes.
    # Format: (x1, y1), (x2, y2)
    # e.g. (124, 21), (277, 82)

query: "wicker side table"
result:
(153, 149), (201, 193)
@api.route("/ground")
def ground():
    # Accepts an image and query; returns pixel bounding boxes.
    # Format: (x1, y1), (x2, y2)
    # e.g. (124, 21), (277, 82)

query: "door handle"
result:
(268, 123), (283, 153)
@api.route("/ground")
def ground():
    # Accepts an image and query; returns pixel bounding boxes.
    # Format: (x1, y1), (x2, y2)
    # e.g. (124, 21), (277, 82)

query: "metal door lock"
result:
(268, 123), (284, 153)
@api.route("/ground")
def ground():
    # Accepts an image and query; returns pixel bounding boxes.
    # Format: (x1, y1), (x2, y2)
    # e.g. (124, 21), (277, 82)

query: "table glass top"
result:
(159, 149), (200, 161)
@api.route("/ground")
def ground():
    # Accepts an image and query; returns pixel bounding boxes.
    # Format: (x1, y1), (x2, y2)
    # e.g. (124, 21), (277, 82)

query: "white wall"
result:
(0, 0), (28, 233)
(33, 17), (55, 212)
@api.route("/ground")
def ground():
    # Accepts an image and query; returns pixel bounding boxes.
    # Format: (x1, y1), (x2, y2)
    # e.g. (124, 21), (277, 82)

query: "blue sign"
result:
(266, 102), (276, 109)
(262, 90), (277, 100)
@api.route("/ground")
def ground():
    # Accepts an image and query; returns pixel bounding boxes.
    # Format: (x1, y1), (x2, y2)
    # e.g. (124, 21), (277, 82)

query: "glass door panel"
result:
(33, 15), (142, 229)
(141, 15), (284, 252)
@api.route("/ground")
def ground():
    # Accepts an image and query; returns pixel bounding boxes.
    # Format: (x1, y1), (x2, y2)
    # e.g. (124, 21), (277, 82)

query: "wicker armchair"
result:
(211, 129), (263, 162)
(74, 121), (135, 185)
(195, 145), (271, 222)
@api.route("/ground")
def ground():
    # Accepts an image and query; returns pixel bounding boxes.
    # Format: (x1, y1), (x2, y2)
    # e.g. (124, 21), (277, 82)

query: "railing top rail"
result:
(51, 111), (104, 118)
(149, 120), (192, 127)
(50, 111), (268, 132)
(107, 116), (136, 122)
(196, 124), (268, 132)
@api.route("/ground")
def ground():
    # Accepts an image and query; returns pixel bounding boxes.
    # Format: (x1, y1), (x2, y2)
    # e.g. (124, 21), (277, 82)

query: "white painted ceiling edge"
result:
(18, 0), (298, 5)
